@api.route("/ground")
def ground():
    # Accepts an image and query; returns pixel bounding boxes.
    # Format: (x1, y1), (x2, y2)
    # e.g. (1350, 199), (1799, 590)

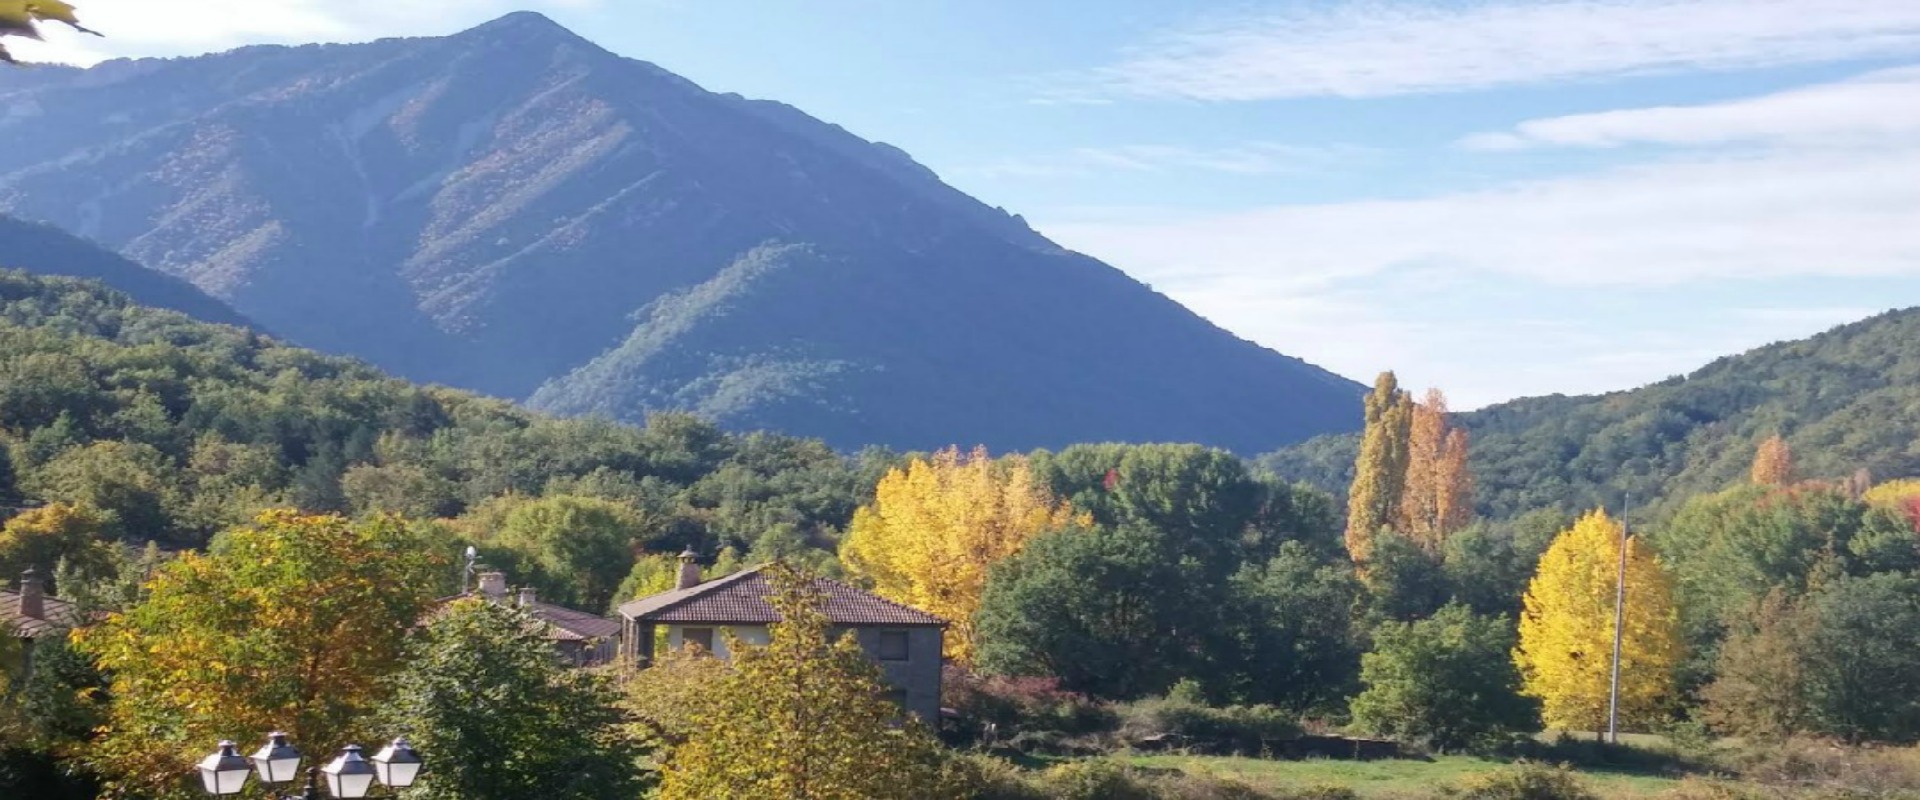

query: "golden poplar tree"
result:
(1751, 434), (1794, 486)
(840, 446), (1085, 662)
(1515, 510), (1683, 734)
(1398, 389), (1474, 552)
(1346, 372), (1413, 563)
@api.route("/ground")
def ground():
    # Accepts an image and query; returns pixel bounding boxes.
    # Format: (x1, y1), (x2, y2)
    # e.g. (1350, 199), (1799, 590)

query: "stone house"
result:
(1, 567), (83, 673)
(617, 554), (947, 723)
(436, 571), (622, 667)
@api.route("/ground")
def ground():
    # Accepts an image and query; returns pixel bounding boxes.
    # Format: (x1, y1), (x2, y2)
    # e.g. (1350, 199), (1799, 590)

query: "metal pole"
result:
(300, 765), (322, 800)
(1606, 498), (1630, 744)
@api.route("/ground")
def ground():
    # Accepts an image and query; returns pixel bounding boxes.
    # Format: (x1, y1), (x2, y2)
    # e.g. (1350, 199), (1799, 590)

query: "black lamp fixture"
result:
(197, 732), (422, 799)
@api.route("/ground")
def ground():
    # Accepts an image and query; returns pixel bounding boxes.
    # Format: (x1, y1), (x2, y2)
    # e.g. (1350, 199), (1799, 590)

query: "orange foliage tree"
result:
(1751, 434), (1794, 486)
(1399, 389), (1474, 552)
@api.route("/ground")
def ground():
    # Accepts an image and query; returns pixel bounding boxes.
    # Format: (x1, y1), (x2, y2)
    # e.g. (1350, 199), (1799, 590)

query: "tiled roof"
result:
(0, 590), (81, 639)
(525, 600), (623, 640)
(430, 594), (622, 642)
(619, 567), (947, 627)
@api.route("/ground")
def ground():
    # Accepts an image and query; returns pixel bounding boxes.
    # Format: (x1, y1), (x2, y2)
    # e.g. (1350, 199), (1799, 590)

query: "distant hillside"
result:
(1259, 307), (1920, 519)
(0, 216), (250, 328)
(0, 12), (1361, 453)
(0, 268), (867, 558)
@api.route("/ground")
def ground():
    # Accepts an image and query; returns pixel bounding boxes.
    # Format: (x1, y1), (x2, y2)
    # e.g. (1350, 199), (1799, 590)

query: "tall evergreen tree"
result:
(1346, 372), (1413, 564)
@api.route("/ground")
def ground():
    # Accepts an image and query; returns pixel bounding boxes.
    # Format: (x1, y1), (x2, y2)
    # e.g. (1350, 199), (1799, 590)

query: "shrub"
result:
(1141, 770), (1273, 799)
(941, 753), (1047, 800)
(945, 668), (1117, 737)
(1654, 779), (1766, 800)
(1118, 695), (1302, 753)
(1034, 759), (1159, 800)
(1444, 763), (1600, 800)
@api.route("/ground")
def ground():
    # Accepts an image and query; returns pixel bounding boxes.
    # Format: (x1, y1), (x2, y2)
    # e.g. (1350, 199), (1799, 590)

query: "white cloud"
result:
(6, 0), (600, 65)
(1037, 143), (1920, 404)
(1460, 65), (1920, 150)
(1042, 147), (1920, 291)
(1049, 0), (1920, 102)
(956, 142), (1367, 180)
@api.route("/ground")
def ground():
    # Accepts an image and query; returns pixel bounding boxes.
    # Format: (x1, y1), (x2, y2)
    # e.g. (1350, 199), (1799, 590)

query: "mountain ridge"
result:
(0, 13), (1362, 453)
(0, 215), (252, 328)
(1259, 304), (1920, 518)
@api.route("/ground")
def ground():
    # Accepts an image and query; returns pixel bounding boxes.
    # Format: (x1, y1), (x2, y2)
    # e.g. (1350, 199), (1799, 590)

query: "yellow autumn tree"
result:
(840, 446), (1085, 662)
(1346, 372), (1413, 564)
(1751, 434), (1794, 486)
(1862, 478), (1920, 509)
(0, 1), (101, 64)
(1515, 510), (1682, 734)
(1398, 389), (1474, 552)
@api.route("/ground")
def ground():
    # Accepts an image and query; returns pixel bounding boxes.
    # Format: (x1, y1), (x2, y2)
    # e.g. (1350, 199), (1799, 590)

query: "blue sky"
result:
(17, 1), (1920, 407)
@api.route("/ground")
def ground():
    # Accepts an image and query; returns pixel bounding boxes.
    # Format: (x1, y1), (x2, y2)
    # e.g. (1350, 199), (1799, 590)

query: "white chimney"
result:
(676, 549), (702, 590)
(518, 587), (537, 607)
(477, 571), (508, 601)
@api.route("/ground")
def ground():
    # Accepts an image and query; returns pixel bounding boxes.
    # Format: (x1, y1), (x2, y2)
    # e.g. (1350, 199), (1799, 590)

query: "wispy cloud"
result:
(956, 142), (1368, 180)
(6, 0), (601, 65)
(1043, 147), (1920, 291)
(1460, 65), (1920, 149)
(1046, 0), (1920, 102)
(1037, 139), (1920, 403)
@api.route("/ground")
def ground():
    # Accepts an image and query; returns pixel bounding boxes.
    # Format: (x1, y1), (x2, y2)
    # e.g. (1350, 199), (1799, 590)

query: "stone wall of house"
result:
(851, 626), (944, 724)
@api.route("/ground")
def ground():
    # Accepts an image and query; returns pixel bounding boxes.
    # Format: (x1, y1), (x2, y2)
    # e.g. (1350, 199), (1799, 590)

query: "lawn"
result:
(1123, 753), (1695, 798)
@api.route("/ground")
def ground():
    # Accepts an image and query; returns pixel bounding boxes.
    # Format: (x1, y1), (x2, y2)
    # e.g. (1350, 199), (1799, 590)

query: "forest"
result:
(5, 270), (1920, 799)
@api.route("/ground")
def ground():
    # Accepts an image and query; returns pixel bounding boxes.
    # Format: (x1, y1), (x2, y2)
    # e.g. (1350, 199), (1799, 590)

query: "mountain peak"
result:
(456, 10), (581, 43)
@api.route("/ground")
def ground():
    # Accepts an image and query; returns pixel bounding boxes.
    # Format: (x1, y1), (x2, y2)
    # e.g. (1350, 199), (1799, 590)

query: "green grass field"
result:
(1123, 754), (1695, 798)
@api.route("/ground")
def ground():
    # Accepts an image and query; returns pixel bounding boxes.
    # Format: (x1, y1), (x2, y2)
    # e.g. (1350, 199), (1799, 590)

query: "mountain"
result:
(0, 12), (1361, 453)
(0, 215), (250, 327)
(1259, 307), (1920, 519)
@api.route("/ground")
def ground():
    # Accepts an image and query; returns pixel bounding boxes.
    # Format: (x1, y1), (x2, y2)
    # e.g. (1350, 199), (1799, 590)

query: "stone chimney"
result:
(477, 571), (508, 602)
(518, 586), (537, 607)
(675, 549), (702, 590)
(18, 566), (44, 620)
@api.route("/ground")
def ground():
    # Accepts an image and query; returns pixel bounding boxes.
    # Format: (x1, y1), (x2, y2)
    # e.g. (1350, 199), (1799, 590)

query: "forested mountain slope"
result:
(0, 12), (1360, 453)
(0, 216), (249, 328)
(0, 269), (872, 559)
(1260, 307), (1920, 519)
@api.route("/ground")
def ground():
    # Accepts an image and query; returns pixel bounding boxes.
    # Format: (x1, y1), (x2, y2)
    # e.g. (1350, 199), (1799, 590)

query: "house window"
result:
(877, 629), (910, 661)
(682, 627), (714, 653)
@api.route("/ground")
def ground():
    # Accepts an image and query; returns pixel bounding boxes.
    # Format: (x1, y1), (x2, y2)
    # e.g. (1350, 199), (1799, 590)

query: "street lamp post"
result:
(197, 733), (422, 799)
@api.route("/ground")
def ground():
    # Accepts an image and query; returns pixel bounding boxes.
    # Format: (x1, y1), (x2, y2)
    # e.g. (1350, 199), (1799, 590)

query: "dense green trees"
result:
(382, 599), (648, 800)
(977, 443), (1358, 706)
(0, 272), (869, 586)
(1350, 604), (1535, 750)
